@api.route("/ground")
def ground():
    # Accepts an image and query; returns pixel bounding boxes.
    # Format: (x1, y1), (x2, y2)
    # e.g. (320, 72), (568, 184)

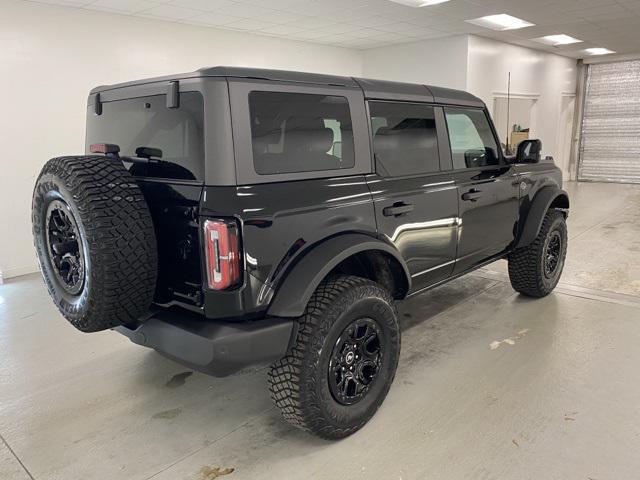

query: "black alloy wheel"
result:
(328, 318), (383, 406)
(543, 230), (562, 278)
(45, 199), (85, 295)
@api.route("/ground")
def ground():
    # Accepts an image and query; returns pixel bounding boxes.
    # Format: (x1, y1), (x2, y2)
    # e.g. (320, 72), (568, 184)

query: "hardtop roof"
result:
(90, 66), (484, 107)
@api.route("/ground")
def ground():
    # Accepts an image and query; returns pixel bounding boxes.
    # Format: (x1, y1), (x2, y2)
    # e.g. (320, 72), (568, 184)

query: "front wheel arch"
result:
(516, 186), (569, 249)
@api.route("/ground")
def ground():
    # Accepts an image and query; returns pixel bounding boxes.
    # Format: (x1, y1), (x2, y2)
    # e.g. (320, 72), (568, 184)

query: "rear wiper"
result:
(135, 146), (163, 160)
(89, 143), (164, 164)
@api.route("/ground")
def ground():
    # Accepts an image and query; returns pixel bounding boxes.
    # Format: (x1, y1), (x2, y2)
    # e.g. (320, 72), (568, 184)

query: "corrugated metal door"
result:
(579, 60), (640, 183)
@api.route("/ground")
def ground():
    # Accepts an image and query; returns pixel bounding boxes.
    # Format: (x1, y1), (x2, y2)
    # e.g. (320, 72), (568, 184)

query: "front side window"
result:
(444, 107), (500, 169)
(369, 102), (440, 177)
(248, 91), (355, 175)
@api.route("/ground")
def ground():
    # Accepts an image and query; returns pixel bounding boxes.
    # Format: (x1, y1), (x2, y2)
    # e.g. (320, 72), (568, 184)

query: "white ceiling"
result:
(22, 0), (640, 58)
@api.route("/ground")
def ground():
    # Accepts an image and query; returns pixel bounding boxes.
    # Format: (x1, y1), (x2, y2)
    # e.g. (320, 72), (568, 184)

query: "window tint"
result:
(86, 92), (204, 181)
(248, 91), (354, 175)
(369, 102), (439, 177)
(444, 108), (500, 169)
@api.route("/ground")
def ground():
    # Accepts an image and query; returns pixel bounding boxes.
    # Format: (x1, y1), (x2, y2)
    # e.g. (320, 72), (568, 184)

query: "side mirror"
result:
(516, 139), (542, 163)
(464, 149), (487, 168)
(464, 147), (498, 168)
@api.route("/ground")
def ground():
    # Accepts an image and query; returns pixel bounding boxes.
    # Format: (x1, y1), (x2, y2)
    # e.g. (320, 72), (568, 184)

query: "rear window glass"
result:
(248, 91), (355, 175)
(86, 92), (204, 181)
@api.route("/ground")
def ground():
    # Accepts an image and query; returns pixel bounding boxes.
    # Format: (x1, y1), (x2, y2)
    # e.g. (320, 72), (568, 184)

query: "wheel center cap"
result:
(345, 351), (355, 364)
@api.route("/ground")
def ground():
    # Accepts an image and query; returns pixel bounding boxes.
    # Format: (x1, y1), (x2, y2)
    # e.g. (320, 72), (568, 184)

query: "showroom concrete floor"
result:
(1, 181), (640, 480)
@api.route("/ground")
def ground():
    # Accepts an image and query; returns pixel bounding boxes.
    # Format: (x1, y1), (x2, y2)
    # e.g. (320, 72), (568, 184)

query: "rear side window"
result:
(369, 102), (440, 177)
(248, 91), (355, 175)
(444, 107), (500, 169)
(86, 92), (204, 181)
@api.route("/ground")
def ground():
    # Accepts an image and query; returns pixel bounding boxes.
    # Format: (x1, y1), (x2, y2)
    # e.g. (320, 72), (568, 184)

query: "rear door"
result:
(86, 85), (208, 307)
(367, 101), (458, 292)
(443, 107), (519, 274)
(226, 78), (377, 302)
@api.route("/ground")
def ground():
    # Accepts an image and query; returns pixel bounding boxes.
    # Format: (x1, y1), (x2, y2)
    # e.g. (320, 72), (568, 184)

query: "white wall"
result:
(362, 35), (469, 89)
(466, 35), (578, 162)
(0, 0), (363, 279)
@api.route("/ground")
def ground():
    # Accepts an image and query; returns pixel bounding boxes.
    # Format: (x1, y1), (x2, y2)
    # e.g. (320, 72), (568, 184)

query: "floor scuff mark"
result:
(490, 329), (530, 350)
(152, 408), (182, 420)
(199, 466), (235, 479)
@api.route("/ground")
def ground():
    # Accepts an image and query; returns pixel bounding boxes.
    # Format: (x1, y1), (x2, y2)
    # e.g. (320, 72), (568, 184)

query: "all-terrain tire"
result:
(268, 275), (400, 439)
(32, 156), (157, 332)
(508, 209), (567, 297)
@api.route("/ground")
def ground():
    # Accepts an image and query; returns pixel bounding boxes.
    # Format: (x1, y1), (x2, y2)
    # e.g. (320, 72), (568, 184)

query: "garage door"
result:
(579, 60), (640, 183)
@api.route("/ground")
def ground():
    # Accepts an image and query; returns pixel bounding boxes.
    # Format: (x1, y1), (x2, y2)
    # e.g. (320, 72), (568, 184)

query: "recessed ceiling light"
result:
(389, 0), (451, 7)
(534, 34), (583, 46)
(585, 47), (616, 55)
(466, 14), (535, 31)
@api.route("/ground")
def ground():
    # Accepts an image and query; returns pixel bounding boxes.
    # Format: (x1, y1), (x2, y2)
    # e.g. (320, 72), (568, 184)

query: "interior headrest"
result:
(285, 126), (334, 154)
(373, 127), (397, 151)
(309, 128), (334, 152)
(252, 130), (280, 153)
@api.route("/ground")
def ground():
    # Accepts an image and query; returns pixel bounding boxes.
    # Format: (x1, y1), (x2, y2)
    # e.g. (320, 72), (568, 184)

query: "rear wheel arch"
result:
(267, 234), (410, 318)
(330, 250), (409, 300)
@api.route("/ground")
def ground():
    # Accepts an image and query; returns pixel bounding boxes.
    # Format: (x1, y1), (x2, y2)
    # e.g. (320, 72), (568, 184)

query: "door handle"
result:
(461, 189), (482, 202)
(383, 202), (414, 217)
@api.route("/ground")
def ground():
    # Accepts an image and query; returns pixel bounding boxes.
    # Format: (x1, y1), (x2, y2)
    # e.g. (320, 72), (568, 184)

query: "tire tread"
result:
(32, 156), (157, 332)
(268, 275), (396, 439)
(508, 209), (566, 298)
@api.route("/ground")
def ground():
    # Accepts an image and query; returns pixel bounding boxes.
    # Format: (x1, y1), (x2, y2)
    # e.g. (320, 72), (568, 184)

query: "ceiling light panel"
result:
(388, 0), (451, 7)
(585, 47), (616, 55)
(466, 14), (535, 31)
(534, 34), (583, 46)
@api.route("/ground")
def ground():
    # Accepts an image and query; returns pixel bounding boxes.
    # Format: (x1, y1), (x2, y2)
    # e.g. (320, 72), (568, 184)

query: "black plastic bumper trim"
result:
(114, 309), (294, 377)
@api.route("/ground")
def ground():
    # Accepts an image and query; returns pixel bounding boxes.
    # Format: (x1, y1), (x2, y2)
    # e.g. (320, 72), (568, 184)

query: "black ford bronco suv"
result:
(32, 67), (569, 439)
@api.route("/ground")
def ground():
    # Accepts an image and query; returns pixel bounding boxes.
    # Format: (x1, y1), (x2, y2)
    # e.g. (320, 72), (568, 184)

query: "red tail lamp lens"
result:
(204, 219), (241, 290)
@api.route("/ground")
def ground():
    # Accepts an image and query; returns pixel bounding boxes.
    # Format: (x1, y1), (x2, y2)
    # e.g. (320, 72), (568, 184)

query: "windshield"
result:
(86, 92), (204, 181)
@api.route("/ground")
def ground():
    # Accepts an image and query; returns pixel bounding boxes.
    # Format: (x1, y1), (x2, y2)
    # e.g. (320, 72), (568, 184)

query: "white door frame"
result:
(557, 93), (577, 179)
(491, 92), (540, 149)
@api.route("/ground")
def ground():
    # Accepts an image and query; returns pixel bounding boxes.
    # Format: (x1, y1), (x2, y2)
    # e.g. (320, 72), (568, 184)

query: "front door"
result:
(443, 107), (520, 274)
(367, 101), (458, 292)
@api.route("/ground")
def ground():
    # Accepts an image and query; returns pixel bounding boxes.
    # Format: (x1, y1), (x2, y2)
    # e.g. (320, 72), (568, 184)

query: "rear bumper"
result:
(114, 308), (294, 377)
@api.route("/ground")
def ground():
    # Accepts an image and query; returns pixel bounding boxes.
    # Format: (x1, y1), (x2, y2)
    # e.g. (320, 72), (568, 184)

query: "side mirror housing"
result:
(516, 139), (542, 163)
(465, 147), (498, 168)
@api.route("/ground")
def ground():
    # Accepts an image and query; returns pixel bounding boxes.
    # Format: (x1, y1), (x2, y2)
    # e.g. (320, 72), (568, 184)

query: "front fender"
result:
(516, 186), (569, 248)
(267, 233), (410, 318)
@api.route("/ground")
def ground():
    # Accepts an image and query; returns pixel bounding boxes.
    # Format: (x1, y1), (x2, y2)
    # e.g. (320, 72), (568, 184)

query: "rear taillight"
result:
(203, 219), (242, 290)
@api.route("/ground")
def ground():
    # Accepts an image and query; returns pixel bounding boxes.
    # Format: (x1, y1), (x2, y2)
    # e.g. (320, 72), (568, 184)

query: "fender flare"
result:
(516, 186), (570, 249)
(267, 233), (411, 318)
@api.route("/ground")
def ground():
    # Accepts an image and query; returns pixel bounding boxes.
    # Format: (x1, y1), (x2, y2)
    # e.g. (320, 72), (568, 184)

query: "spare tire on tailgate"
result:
(32, 156), (157, 332)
